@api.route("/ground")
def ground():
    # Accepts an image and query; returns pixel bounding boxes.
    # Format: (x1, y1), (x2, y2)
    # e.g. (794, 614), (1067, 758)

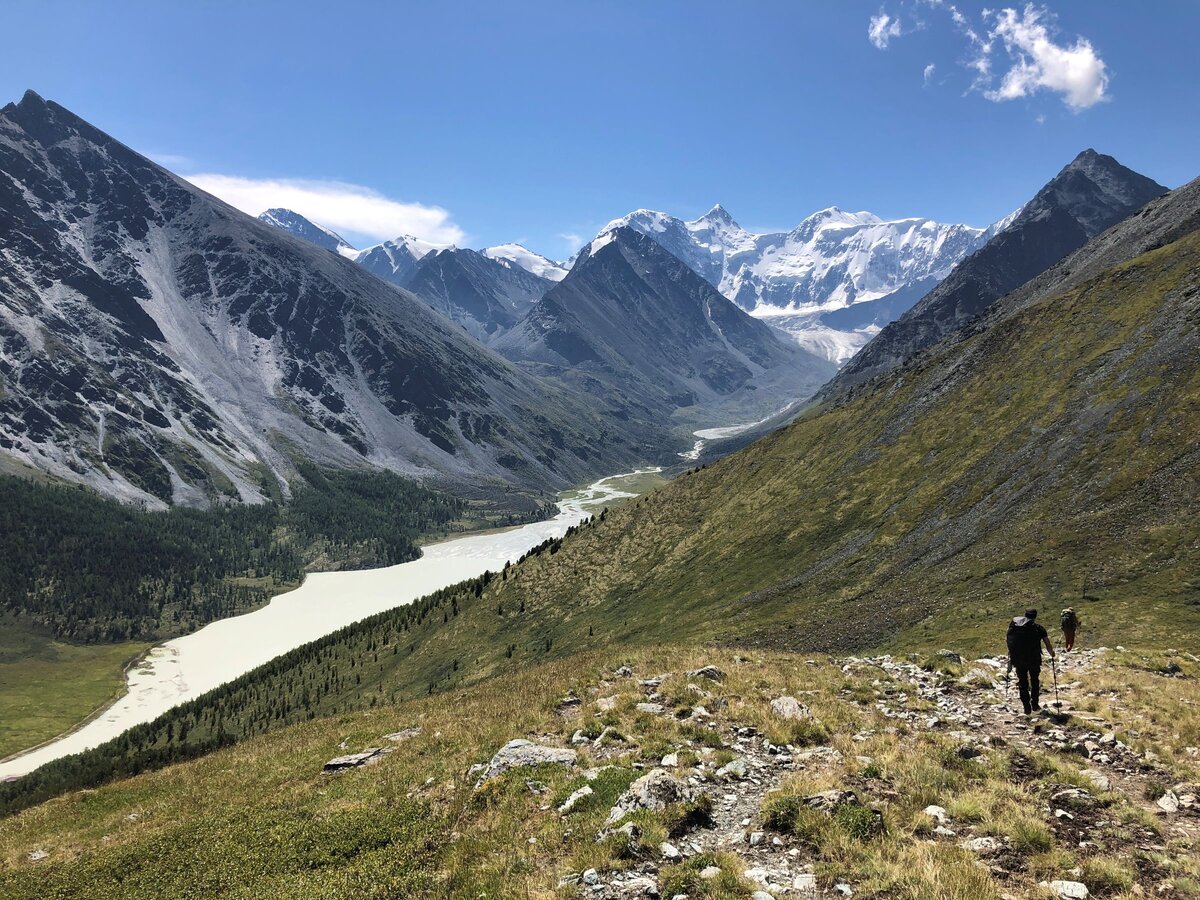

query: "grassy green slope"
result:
(402, 224), (1200, 668)
(2, 645), (1197, 898)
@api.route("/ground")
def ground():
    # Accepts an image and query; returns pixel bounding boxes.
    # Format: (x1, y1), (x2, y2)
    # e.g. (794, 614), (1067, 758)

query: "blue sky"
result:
(2, 1), (1197, 256)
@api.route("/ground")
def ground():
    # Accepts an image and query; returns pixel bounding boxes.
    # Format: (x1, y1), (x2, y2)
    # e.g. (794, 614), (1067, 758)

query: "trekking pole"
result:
(1051, 656), (1062, 709)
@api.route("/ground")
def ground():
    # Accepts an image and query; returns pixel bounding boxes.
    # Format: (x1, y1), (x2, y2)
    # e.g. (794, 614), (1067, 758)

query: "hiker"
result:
(1060, 607), (1080, 651)
(1006, 608), (1055, 714)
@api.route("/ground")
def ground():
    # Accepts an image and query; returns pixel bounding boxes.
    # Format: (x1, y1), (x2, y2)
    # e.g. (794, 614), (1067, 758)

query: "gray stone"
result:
(636, 702), (665, 715)
(596, 695), (617, 711)
(558, 784), (593, 814)
(475, 739), (576, 786)
(770, 696), (812, 720)
(803, 789), (859, 813)
(1048, 880), (1089, 899)
(689, 665), (726, 682)
(963, 836), (1001, 855)
(626, 876), (659, 896)
(660, 841), (681, 860)
(382, 727), (421, 743)
(322, 748), (384, 774)
(606, 769), (697, 824)
(794, 873), (818, 892)
(923, 804), (949, 824)
(717, 758), (748, 780)
(1157, 791), (1180, 813)
(583, 868), (601, 886)
(937, 649), (963, 663)
(1080, 769), (1110, 792)
(699, 865), (722, 879)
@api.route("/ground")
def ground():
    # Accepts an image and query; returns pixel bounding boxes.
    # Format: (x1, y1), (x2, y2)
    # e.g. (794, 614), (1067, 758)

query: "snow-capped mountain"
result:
(350, 233), (449, 288)
(483, 244), (568, 282)
(257, 208), (358, 257)
(494, 227), (835, 427)
(258, 212), (556, 342)
(595, 204), (1002, 362)
(0, 92), (659, 506)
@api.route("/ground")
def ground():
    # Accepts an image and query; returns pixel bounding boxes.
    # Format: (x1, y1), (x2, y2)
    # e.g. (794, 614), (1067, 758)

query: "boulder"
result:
(923, 805), (949, 824)
(475, 739), (576, 786)
(606, 768), (697, 824)
(689, 665), (726, 682)
(1080, 769), (1110, 792)
(660, 841), (681, 860)
(770, 696), (812, 721)
(1157, 791), (1180, 813)
(636, 702), (666, 715)
(937, 650), (963, 663)
(322, 748), (384, 774)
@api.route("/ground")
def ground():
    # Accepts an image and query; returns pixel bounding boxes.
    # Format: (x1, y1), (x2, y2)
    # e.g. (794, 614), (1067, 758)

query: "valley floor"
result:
(0, 625), (150, 762)
(1, 643), (1195, 898)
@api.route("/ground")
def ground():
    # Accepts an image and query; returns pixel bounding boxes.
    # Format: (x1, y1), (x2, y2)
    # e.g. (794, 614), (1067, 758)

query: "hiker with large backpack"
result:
(1060, 607), (1080, 651)
(1006, 608), (1056, 715)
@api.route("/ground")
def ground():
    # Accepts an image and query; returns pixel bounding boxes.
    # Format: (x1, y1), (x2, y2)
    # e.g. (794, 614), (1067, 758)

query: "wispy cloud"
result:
(869, 2), (1110, 110)
(558, 232), (584, 254)
(183, 174), (466, 244)
(923, 62), (937, 85)
(868, 11), (903, 49)
(984, 5), (1108, 110)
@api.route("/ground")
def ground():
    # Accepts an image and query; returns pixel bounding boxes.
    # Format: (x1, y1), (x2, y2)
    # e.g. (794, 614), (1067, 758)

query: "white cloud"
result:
(923, 63), (937, 85)
(183, 174), (466, 244)
(983, 5), (1108, 109)
(558, 232), (584, 254)
(868, 11), (903, 49)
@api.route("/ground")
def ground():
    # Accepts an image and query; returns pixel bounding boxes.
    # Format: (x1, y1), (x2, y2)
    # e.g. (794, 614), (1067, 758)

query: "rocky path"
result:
(558, 649), (1197, 899)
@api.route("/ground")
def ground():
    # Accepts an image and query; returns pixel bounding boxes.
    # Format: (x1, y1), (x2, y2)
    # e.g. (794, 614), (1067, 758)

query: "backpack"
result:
(1061, 609), (1077, 630)
(1006, 616), (1042, 666)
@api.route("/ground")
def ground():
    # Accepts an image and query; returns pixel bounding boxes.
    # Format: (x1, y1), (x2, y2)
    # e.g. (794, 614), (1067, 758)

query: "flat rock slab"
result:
(323, 748), (384, 774)
(476, 739), (577, 786)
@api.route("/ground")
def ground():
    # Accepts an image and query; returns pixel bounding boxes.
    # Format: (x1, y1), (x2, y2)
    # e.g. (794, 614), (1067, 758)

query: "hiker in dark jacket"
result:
(1006, 608), (1055, 714)
(1060, 607), (1080, 651)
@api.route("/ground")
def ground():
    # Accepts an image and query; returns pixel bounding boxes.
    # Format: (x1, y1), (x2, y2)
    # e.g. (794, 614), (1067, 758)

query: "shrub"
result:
(833, 803), (885, 840)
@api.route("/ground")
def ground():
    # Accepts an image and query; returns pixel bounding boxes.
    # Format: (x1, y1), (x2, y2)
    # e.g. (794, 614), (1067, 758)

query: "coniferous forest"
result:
(0, 465), (465, 643)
